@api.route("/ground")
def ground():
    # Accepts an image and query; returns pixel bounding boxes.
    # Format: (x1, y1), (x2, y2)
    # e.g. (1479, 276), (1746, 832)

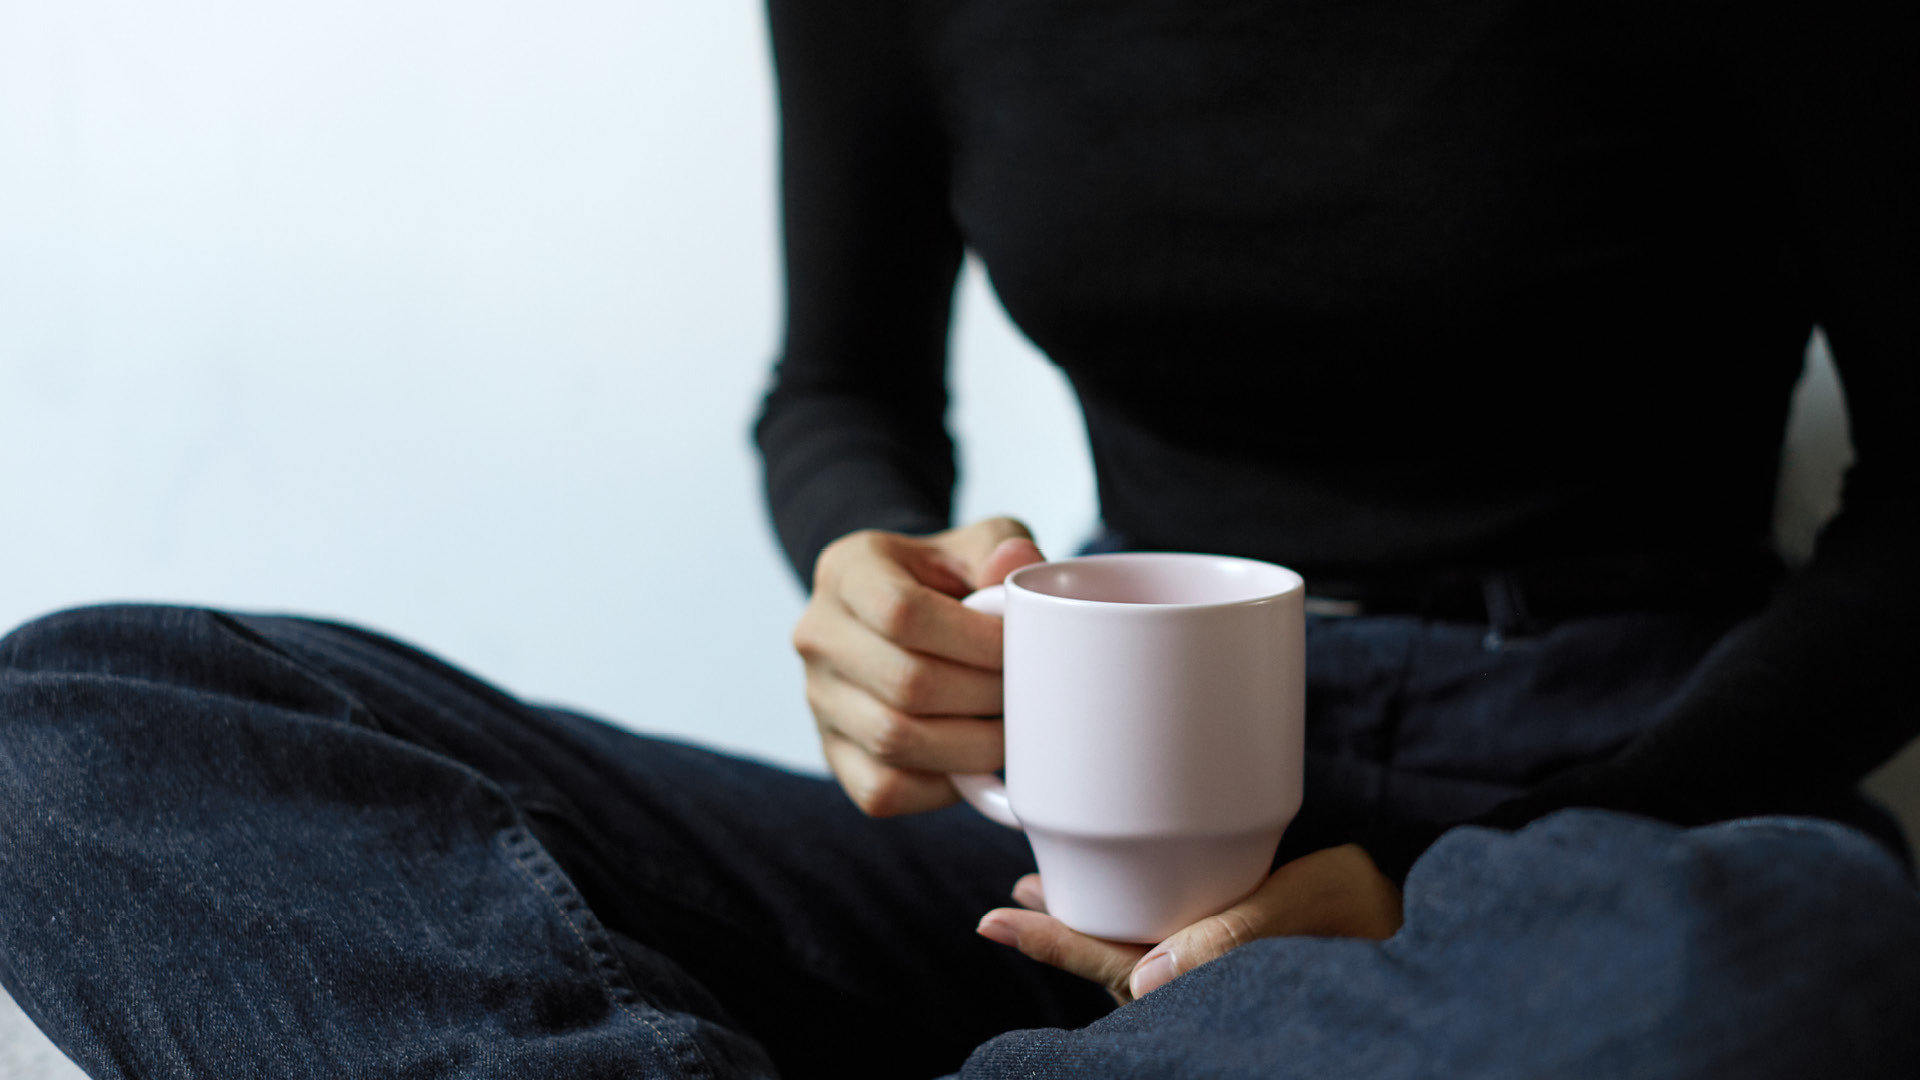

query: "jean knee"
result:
(3, 602), (193, 753)
(3, 602), (221, 675)
(0, 603), (317, 776)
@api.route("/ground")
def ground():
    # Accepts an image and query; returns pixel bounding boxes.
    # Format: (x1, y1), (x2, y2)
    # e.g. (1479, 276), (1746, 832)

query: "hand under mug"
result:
(957, 552), (1305, 942)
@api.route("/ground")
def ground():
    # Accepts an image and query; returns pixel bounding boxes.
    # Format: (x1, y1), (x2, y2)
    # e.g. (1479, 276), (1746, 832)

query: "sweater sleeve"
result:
(753, 0), (966, 588)
(1361, 0), (1919, 886)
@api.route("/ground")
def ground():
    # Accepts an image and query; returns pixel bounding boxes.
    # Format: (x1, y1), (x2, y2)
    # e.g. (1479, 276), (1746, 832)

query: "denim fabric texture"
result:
(1, 601), (1916, 1079)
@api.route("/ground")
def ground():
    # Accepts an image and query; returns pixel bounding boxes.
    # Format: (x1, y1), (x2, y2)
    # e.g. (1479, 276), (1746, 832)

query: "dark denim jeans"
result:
(1, 603), (1916, 1079)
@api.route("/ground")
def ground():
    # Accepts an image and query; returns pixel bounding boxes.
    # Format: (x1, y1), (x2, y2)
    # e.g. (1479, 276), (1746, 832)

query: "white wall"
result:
(0, 0), (1097, 773)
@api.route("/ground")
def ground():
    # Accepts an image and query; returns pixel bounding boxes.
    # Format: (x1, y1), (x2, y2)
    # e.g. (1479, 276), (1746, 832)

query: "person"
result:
(2, 0), (1916, 1076)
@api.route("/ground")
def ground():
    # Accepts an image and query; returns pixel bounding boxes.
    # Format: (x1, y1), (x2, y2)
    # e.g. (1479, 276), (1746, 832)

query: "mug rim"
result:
(1004, 551), (1304, 611)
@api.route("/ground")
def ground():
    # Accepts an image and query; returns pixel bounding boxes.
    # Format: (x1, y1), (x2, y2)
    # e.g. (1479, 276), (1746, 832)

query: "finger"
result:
(807, 608), (1004, 715)
(839, 562), (1009, 671)
(819, 732), (959, 817)
(976, 908), (1150, 1004)
(808, 670), (1005, 773)
(1010, 874), (1046, 912)
(1125, 845), (1402, 1000)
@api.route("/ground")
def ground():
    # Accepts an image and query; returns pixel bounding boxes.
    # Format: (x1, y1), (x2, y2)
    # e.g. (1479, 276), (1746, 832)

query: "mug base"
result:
(1027, 825), (1286, 943)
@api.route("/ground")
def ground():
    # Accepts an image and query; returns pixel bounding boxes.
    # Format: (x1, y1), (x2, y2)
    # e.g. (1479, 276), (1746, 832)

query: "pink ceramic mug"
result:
(958, 552), (1305, 942)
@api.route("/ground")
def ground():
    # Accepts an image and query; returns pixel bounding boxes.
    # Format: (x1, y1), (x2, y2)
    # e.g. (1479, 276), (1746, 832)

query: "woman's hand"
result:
(976, 843), (1404, 1004)
(794, 517), (1045, 816)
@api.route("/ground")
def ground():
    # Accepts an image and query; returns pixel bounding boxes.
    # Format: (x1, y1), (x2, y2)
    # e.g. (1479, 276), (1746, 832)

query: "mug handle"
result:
(954, 585), (1022, 831)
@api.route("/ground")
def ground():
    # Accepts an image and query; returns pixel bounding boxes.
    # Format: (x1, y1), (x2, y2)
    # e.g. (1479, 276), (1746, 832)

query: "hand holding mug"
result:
(978, 842), (1404, 1004)
(793, 517), (1044, 816)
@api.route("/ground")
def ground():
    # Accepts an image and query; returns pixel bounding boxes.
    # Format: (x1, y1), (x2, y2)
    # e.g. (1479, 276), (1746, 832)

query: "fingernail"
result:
(1129, 949), (1177, 999)
(976, 915), (1019, 949)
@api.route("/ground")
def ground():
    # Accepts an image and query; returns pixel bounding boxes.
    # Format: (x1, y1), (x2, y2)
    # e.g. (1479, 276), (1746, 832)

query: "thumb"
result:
(940, 517), (1045, 590)
(1126, 904), (1263, 1001)
(976, 535), (1046, 589)
(1127, 857), (1334, 1000)
(1124, 844), (1402, 999)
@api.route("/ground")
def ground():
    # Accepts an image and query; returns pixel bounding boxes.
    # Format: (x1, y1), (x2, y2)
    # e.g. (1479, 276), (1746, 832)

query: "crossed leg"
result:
(0, 604), (1108, 1079)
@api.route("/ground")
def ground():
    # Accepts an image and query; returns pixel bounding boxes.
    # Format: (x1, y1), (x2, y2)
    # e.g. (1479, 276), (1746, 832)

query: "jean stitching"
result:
(211, 611), (721, 1076)
(497, 821), (717, 1080)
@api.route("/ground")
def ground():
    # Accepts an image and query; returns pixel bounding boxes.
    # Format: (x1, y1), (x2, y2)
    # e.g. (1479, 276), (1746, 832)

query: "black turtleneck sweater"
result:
(751, 0), (1917, 879)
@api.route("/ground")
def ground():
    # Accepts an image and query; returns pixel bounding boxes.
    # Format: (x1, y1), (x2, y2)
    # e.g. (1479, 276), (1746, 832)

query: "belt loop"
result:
(1479, 571), (1537, 648)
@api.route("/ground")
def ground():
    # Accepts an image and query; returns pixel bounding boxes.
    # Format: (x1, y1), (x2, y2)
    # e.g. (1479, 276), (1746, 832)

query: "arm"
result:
(757, 0), (1049, 816)
(754, 0), (966, 585)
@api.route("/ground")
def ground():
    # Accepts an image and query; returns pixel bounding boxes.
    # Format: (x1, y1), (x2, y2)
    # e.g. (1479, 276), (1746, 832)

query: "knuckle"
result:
(850, 786), (885, 816)
(810, 544), (844, 589)
(885, 656), (938, 712)
(982, 518), (1033, 551)
(1023, 928), (1068, 968)
(873, 583), (924, 641)
(802, 677), (831, 720)
(848, 529), (891, 562)
(855, 770), (913, 817)
(993, 516), (1031, 540)
(816, 530), (878, 582)
(1219, 907), (1261, 949)
(867, 709), (920, 765)
(1205, 908), (1261, 956)
(790, 616), (821, 660)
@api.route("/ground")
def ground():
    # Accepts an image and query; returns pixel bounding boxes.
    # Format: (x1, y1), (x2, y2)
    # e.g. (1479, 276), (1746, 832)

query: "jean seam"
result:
(498, 817), (719, 1080)
(206, 610), (719, 1078)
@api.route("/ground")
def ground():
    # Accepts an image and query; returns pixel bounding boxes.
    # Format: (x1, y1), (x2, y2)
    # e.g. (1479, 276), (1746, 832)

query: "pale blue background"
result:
(0, 0), (1096, 777)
